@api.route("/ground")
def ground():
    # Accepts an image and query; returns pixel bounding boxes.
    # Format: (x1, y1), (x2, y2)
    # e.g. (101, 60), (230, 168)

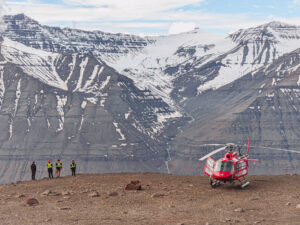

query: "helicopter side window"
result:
(214, 161), (234, 173)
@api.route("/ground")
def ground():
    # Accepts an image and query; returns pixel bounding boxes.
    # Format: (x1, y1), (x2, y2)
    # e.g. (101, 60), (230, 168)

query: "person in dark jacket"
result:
(31, 162), (36, 180)
(70, 160), (76, 176)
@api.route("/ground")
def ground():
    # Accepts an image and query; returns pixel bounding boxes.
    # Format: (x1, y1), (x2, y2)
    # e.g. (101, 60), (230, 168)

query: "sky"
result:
(2, 0), (300, 35)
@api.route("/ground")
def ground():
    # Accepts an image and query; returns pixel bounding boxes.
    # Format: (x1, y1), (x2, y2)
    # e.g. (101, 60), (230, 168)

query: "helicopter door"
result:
(204, 157), (215, 177)
(235, 159), (248, 178)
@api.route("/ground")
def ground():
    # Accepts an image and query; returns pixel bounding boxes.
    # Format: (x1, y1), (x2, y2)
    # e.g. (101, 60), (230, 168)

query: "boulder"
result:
(125, 180), (142, 190)
(25, 198), (39, 206)
(296, 204), (300, 209)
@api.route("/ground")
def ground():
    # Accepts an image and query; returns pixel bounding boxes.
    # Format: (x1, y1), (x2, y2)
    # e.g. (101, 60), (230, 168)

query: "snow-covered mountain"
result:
(0, 14), (300, 183)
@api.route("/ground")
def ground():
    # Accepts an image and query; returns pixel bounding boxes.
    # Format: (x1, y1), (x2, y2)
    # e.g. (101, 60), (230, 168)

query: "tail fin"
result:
(246, 138), (250, 155)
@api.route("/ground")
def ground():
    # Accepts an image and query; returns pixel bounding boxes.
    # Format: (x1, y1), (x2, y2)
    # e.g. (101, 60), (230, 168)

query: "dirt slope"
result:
(0, 173), (299, 225)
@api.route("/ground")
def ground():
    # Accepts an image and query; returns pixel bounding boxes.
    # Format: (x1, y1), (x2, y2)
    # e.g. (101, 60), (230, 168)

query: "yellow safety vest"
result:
(47, 163), (52, 168)
(70, 163), (76, 169)
(56, 162), (62, 168)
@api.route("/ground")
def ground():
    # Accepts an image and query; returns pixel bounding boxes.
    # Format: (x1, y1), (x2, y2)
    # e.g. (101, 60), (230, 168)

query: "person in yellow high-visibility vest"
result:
(47, 160), (53, 178)
(55, 159), (62, 177)
(70, 160), (76, 176)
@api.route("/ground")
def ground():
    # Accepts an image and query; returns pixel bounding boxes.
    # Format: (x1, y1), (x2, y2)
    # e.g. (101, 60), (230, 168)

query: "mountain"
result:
(0, 35), (186, 183)
(0, 14), (300, 183)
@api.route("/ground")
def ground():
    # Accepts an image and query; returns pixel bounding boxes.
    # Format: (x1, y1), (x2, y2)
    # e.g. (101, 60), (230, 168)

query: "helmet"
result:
(48, 160), (51, 163)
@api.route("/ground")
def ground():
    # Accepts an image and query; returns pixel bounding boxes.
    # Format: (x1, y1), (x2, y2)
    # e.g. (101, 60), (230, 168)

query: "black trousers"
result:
(71, 168), (76, 176)
(48, 168), (53, 178)
(31, 170), (36, 180)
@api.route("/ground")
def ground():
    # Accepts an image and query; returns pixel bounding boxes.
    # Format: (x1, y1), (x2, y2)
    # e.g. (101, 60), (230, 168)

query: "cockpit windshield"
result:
(214, 161), (234, 173)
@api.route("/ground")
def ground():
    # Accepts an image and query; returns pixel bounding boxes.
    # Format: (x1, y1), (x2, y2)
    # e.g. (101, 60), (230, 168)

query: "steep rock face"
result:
(169, 49), (300, 175)
(0, 15), (300, 181)
(0, 37), (185, 184)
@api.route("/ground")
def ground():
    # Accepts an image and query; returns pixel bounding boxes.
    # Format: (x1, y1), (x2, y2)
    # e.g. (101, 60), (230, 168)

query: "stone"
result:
(60, 207), (71, 210)
(108, 191), (118, 197)
(285, 202), (291, 206)
(41, 190), (60, 196)
(62, 191), (71, 196)
(234, 208), (244, 212)
(296, 204), (300, 209)
(25, 198), (39, 206)
(250, 197), (259, 201)
(125, 180), (142, 190)
(151, 193), (164, 198)
(49, 192), (60, 196)
(88, 191), (100, 197)
(41, 190), (51, 196)
(16, 194), (25, 198)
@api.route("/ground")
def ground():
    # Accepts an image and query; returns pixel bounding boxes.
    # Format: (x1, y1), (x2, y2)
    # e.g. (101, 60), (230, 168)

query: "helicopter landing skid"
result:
(238, 177), (250, 189)
(209, 178), (221, 188)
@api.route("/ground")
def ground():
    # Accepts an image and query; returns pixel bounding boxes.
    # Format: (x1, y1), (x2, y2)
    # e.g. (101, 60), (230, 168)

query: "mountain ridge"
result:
(0, 14), (299, 183)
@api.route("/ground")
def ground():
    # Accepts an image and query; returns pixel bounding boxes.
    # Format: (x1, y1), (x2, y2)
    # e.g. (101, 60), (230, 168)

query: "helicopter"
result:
(199, 139), (300, 189)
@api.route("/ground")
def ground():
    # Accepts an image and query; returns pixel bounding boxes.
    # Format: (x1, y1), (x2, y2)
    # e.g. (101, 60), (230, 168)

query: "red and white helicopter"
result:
(199, 139), (300, 188)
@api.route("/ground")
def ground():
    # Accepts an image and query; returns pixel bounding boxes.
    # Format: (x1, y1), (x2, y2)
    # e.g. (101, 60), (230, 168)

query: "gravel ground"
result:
(0, 173), (299, 225)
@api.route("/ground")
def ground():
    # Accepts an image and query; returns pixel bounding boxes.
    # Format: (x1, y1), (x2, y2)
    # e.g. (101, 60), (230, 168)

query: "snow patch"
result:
(157, 111), (182, 123)
(46, 118), (51, 128)
(81, 100), (87, 109)
(113, 121), (126, 141)
(74, 57), (89, 92)
(1, 38), (68, 91)
(125, 111), (131, 120)
(14, 79), (22, 117)
(0, 67), (5, 108)
(99, 76), (111, 90)
(56, 95), (67, 132)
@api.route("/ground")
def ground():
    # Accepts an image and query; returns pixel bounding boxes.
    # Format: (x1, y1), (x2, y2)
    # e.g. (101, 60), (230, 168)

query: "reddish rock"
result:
(25, 198), (39, 206)
(125, 180), (142, 190)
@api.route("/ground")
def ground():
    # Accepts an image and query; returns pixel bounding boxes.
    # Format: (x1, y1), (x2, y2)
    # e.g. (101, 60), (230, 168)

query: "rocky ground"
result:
(0, 173), (299, 225)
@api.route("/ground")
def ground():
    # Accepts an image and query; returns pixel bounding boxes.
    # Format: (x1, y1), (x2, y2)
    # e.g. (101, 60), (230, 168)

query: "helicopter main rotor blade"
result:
(196, 144), (225, 147)
(199, 146), (227, 161)
(246, 145), (300, 154)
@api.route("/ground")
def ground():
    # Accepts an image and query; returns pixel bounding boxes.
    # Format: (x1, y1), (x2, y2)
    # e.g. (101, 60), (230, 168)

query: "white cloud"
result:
(293, 0), (300, 5)
(168, 22), (195, 34)
(4, 0), (300, 35)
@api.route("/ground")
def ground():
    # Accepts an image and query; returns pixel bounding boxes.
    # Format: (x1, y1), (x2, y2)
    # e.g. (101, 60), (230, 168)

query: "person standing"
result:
(70, 160), (76, 176)
(47, 160), (53, 178)
(56, 159), (62, 177)
(31, 161), (36, 180)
